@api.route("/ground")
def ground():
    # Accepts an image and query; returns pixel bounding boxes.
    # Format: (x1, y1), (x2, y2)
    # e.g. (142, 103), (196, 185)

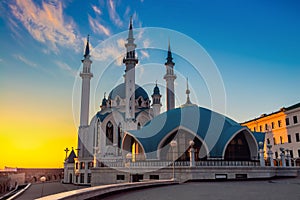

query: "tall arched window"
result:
(106, 121), (113, 145)
(118, 123), (122, 148)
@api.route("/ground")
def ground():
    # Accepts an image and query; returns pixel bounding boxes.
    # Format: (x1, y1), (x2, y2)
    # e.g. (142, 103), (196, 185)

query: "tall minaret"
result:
(123, 17), (138, 121)
(151, 82), (162, 117)
(79, 35), (93, 127)
(163, 40), (176, 111)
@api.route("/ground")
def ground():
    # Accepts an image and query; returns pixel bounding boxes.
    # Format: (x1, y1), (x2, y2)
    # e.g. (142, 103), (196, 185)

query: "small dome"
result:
(108, 83), (149, 100)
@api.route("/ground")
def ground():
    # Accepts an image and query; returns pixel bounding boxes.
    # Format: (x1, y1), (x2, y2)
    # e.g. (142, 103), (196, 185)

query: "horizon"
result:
(0, 0), (299, 168)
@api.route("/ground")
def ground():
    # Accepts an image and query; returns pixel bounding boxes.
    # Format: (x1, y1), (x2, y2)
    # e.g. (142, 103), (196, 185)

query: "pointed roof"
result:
(84, 35), (90, 58)
(153, 81), (161, 95)
(165, 39), (175, 66)
(127, 16), (134, 43)
(66, 148), (77, 163)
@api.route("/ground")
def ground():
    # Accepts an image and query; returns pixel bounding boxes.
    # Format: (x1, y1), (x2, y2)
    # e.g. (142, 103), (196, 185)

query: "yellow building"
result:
(242, 103), (300, 165)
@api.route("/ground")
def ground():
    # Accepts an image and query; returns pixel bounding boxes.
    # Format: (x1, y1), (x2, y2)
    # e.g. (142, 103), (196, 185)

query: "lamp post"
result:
(126, 153), (132, 182)
(40, 176), (46, 197)
(170, 140), (177, 181)
(259, 141), (265, 167)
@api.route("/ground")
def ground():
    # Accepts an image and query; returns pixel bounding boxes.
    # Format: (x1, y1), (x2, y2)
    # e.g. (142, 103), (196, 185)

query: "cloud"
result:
(14, 54), (37, 68)
(107, 0), (123, 27)
(9, 0), (80, 54)
(92, 38), (126, 66)
(91, 5), (101, 15)
(88, 15), (111, 36)
(55, 61), (77, 77)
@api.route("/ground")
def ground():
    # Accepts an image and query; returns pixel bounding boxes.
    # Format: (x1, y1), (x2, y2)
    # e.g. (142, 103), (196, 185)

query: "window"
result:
(106, 121), (114, 145)
(253, 127), (256, 132)
(80, 162), (85, 169)
(293, 116), (298, 124)
(267, 138), (270, 144)
(280, 136), (284, 144)
(75, 162), (79, 170)
(273, 137), (277, 145)
(278, 120), (282, 127)
(116, 175), (125, 180)
(290, 150), (294, 158)
(288, 135), (292, 143)
(88, 162), (93, 169)
(259, 125), (262, 132)
(296, 133), (300, 142)
(75, 175), (78, 183)
(87, 173), (91, 183)
(286, 118), (290, 126)
(271, 122), (275, 129)
(275, 151), (278, 158)
(298, 149), (300, 158)
(80, 173), (84, 183)
(265, 124), (268, 131)
(149, 175), (159, 180)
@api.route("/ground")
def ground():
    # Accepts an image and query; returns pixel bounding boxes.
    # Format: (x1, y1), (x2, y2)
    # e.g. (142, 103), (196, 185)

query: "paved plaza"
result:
(102, 178), (300, 200)
(15, 182), (87, 200)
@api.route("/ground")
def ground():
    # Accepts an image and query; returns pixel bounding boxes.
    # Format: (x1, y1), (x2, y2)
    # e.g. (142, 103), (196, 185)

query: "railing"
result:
(97, 160), (260, 168)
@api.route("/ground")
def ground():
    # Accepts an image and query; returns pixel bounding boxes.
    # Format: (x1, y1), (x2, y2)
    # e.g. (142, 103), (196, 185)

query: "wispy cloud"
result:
(92, 38), (125, 66)
(91, 5), (101, 15)
(88, 15), (111, 36)
(14, 54), (37, 68)
(140, 50), (150, 59)
(9, 0), (80, 54)
(55, 61), (77, 77)
(107, 0), (123, 27)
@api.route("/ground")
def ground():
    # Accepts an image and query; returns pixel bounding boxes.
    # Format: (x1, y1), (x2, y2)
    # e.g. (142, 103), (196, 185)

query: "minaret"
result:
(163, 40), (176, 111)
(79, 35), (93, 127)
(151, 81), (162, 117)
(123, 17), (138, 121)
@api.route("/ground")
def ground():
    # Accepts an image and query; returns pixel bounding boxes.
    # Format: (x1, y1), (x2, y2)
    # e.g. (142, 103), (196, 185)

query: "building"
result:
(63, 18), (273, 185)
(241, 103), (300, 165)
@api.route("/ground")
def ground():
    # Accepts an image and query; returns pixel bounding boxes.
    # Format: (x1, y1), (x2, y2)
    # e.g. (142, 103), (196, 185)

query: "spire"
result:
(165, 38), (175, 66)
(100, 92), (107, 110)
(181, 77), (197, 108)
(127, 16), (134, 44)
(185, 77), (192, 104)
(153, 81), (161, 95)
(84, 35), (90, 58)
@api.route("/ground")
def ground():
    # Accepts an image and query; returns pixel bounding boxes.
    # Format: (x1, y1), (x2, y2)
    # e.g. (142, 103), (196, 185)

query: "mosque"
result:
(63, 19), (269, 185)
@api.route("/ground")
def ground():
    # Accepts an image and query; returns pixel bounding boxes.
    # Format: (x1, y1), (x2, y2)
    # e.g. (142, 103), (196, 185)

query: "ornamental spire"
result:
(185, 77), (192, 104)
(165, 38), (175, 66)
(84, 34), (90, 58)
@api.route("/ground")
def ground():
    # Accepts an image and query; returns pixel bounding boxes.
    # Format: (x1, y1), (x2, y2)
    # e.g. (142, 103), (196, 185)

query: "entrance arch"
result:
(224, 130), (258, 161)
(158, 128), (209, 161)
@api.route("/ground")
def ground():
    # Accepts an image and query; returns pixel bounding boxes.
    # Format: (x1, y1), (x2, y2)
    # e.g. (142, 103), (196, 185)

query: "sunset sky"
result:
(0, 0), (300, 168)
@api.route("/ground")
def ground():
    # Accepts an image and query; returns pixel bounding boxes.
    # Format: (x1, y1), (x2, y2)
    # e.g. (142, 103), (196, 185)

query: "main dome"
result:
(108, 83), (149, 100)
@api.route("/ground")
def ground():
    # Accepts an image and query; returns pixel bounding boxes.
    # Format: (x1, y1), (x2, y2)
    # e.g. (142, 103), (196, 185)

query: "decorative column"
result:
(267, 144), (274, 167)
(286, 149), (292, 167)
(280, 147), (286, 167)
(259, 142), (265, 167)
(189, 140), (195, 167)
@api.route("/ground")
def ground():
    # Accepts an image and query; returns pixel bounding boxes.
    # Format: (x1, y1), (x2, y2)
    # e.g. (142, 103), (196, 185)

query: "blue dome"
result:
(108, 83), (149, 100)
(126, 106), (265, 159)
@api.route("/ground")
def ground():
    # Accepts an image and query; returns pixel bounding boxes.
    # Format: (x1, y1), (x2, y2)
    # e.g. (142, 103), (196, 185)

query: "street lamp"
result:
(40, 176), (46, 197)
(126, 153), (132, 182)
(170, 140), (177, 181)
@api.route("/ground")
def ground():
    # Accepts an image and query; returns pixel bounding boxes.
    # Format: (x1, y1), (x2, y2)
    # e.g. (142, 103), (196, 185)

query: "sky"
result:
(0, 0), (299, 168)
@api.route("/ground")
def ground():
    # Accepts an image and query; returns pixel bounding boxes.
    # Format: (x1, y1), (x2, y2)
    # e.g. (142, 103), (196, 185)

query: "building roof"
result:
(66, 149), (77, 163)
(126, 106), (264, 159)
(241, 102), (300, 124)
(108, 83), (149, 100)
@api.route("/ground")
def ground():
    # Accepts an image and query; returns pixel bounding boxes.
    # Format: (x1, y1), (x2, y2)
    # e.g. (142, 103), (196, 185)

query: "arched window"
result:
(118, 123), (122, 148)
(106, 121), (114, 145)
(267, 138), (270, 144)
(137, 122), (141, 130)
(224, 132), (251, 161)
